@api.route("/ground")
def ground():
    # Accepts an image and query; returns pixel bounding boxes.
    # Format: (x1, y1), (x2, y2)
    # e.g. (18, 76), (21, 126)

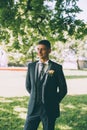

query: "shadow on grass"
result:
(56, 95), (87, 130)
(0, 96), (28, 130)
(0, 95), (87, 130)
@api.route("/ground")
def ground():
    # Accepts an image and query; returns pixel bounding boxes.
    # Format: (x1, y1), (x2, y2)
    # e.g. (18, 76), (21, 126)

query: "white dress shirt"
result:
(38, 60), (49, 75)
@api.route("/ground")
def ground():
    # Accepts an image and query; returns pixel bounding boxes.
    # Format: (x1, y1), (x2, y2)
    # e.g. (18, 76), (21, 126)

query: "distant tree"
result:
(0, 0), (87, 63)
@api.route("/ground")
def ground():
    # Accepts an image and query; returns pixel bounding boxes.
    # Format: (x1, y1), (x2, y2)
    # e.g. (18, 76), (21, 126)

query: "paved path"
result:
(0, 70), (87, 97)
(0, 70), (28, 97)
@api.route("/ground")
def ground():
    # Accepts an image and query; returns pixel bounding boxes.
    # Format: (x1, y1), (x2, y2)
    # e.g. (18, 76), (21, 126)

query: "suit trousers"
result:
(24, 103), (56, 130)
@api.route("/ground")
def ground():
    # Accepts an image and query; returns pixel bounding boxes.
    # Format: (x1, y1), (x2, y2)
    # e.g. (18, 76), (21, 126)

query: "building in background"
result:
(0, 47), (8, 67)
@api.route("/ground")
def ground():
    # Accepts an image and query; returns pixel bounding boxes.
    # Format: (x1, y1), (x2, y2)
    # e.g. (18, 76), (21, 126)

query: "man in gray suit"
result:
(24, 40), (67, 130)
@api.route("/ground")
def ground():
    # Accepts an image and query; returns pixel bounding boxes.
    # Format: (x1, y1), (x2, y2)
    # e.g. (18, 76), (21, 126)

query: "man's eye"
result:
(37, 48), (46, 51)
(37, 48), (40, 51)
(37, 49), (42, 51)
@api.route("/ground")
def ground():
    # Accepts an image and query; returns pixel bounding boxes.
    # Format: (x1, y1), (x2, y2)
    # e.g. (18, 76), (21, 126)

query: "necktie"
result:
(39, 63), (45, 80)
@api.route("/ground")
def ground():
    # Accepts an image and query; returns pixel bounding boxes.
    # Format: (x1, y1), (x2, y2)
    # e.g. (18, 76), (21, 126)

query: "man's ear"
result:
(48, 48), (51, 53)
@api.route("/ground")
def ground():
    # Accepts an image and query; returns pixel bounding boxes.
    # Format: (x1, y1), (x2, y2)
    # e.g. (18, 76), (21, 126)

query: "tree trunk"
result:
(77, 59), (80, 70)
(31, 51), (34, 62)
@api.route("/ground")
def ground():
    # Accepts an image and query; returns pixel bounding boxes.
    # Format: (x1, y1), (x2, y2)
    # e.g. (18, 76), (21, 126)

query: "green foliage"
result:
(13, 40), (20, 49)
(0, 29), (10, 43)
(0, 96), (28, 130)
(0, 0), (86, 40)
(0, 0), (87, 63)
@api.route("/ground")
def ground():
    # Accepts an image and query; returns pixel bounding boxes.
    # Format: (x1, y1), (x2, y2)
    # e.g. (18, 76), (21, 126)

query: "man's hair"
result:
(38, 40), (51, 49)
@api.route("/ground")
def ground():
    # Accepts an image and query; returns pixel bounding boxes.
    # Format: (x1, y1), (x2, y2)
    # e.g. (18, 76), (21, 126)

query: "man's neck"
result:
(40, 58), (49, 63)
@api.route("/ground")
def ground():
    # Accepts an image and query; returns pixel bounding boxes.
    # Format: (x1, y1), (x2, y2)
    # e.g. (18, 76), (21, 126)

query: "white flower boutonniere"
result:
(47, 70), (55, 76)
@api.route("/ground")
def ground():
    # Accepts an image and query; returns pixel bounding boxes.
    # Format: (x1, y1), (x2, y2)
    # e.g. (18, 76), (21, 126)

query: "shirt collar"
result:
(38, 60), (49, 65)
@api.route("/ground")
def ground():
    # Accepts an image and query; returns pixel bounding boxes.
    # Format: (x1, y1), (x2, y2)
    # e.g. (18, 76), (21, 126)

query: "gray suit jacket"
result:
(26, 60), (67, 118)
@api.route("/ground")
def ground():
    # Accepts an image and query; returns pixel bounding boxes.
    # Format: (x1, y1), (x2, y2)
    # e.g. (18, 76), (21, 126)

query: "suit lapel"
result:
(35, 61), (39, 84)
(46, 60), (52, 73)
(44, 60), (53, 82)
(42, 60), (53, 103)
(40, 60), (52, 87)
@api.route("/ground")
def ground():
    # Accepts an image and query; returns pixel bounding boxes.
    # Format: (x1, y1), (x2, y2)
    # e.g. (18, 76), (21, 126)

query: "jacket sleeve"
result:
(57, 65), (67, 103)
(26, 64), (31, 94)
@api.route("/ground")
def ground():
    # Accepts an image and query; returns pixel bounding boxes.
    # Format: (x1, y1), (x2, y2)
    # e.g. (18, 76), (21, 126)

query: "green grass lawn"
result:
(0, 95), (87, 130)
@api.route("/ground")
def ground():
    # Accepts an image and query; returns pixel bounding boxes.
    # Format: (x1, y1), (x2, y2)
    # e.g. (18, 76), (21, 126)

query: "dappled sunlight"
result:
(60, 103), (76, 113)
(14, 106), (27, 119)
(0, 107), (12, 114)
(63, 104), (76, 109)
(15, 97), (26, 101)
(14, 106), (27, 112)
(0, 95), (87, 130)
(82, 105), (87, 111)
(18, 113), (26, 119)
(0, 97), (26, 130)
(0, 97), (13, 103)
(57, 95), (87, 130)
(60, 104), (66, 112)
(56, 124), (72, 130)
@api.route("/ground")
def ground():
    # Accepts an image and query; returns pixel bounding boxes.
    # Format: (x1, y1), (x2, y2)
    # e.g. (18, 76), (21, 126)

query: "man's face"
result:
(36, 44), (51, 60)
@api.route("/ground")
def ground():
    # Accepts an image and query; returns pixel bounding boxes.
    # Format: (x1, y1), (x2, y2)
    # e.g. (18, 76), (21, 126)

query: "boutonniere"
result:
(47, 70), (55, 76)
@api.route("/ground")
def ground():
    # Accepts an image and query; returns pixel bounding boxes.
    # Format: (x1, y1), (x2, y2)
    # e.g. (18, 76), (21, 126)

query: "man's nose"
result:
(38, 49), (42, 53)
